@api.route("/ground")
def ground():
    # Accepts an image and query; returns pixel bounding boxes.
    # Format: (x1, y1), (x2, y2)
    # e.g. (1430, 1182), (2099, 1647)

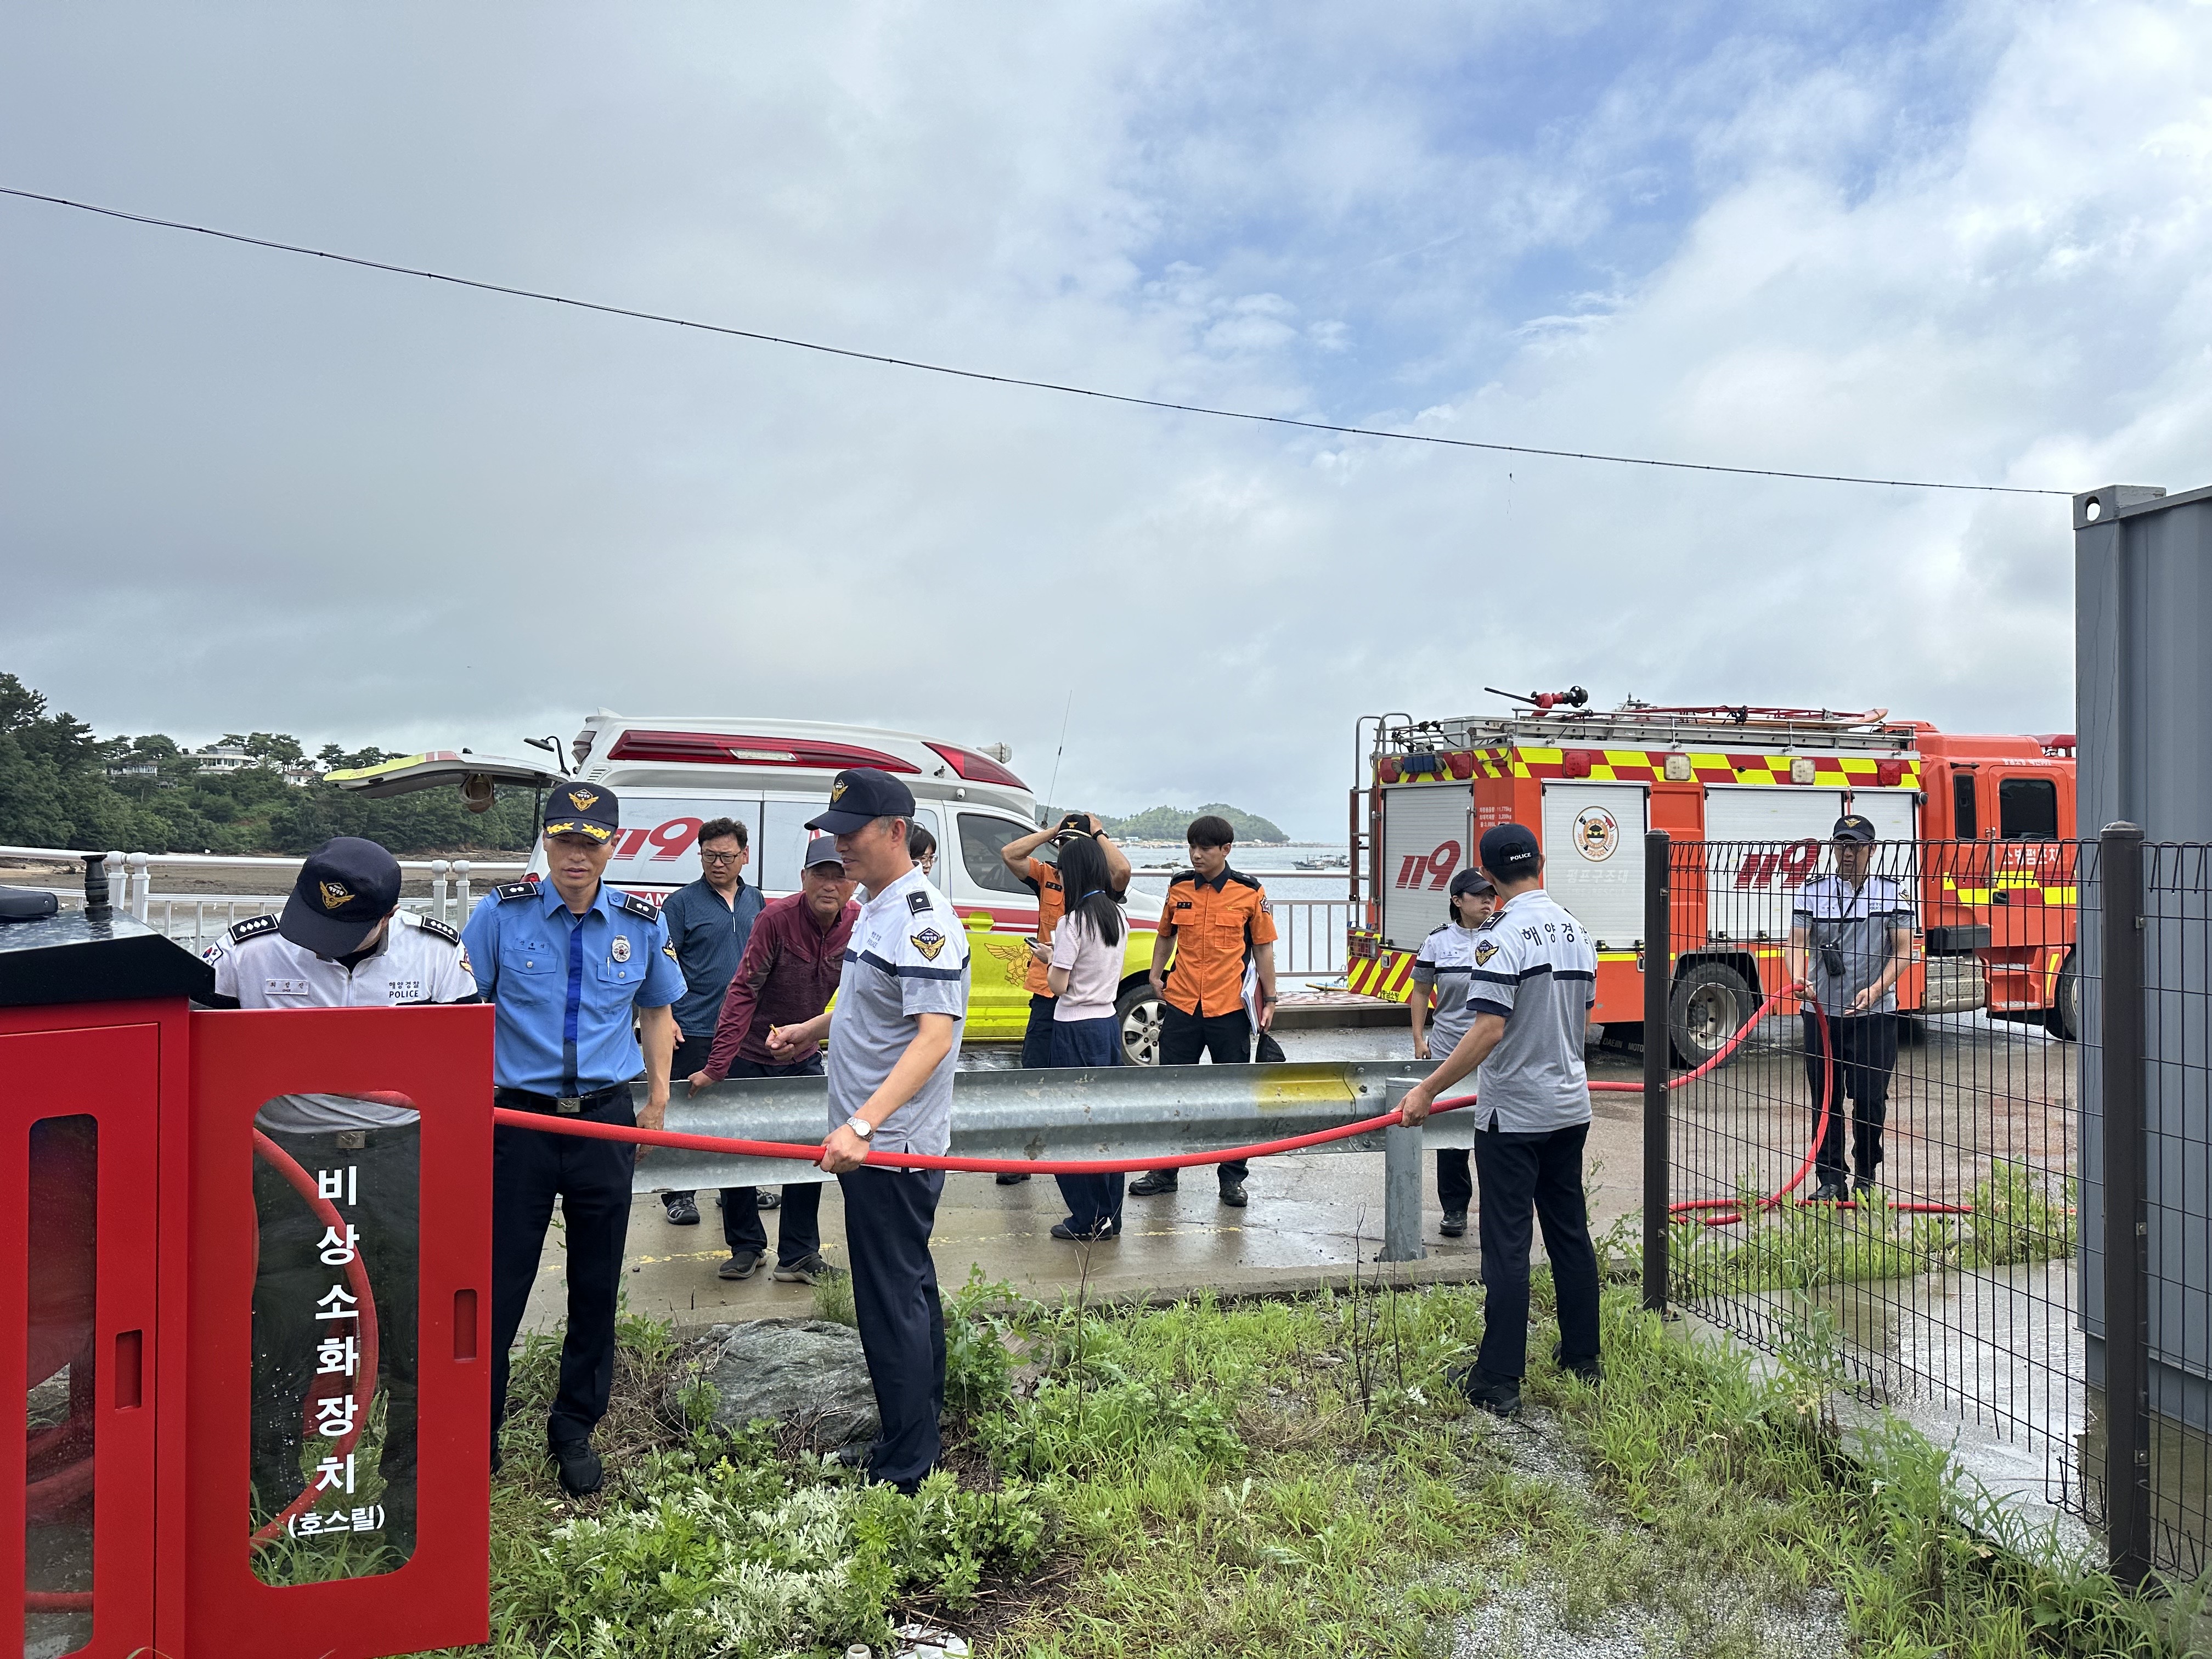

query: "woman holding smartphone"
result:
(1041, 832), (1127, 1240)
(1409, 868), (1497, 1240)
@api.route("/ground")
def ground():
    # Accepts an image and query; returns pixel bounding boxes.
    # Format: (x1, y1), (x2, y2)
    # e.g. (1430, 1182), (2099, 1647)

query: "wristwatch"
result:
(845, 1115), (874, 1140)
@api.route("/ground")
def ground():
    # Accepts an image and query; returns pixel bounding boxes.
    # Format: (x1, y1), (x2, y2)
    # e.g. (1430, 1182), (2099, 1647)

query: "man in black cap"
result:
(767, 768), (969, 1493)
(1785, 815), (1913, 1202)
(1396, 823), (1603, 1417)
(461, 781), (685, 1496)
(199, 836), (478, 1560)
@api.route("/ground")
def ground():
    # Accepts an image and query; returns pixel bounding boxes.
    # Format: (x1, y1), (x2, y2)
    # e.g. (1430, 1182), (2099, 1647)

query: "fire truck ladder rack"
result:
(1373, 701), (1919, 759)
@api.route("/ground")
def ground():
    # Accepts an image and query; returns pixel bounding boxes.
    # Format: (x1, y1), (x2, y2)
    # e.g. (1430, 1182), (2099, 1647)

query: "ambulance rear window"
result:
(1998, 777), (2058, 840)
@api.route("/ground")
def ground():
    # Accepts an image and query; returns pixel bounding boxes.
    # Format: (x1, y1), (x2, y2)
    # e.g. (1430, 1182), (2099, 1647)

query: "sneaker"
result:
(1439, 1209), (1468, 1238)
(718, 1250), (762, 1280)
(771, 1255), (847, 1285)
(1050, 1218), (1119, 1241)
(1809, 1178), (1849, 1204)
(663, 1194), (701, 1226)
(1129, 1171), (1179, 1197)
(549, 1441), (603, 1497)
(757, 1189), (781, 1211)
(1218, 1181), (1249, 1209)
(995, 1172), (1032, 1186)
(1447, 1363), (1523, 1418)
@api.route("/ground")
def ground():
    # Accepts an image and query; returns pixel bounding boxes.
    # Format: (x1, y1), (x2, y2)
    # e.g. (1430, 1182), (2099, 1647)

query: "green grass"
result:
(397, 1268), (2196, 1659)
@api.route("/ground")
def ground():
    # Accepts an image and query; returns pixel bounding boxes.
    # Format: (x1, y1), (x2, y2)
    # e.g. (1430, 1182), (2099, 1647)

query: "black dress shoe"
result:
(1553, 1345), (1603, 1387)
(1852, 1176), (1877, 1202)
(550, 1441), (603, 1497)
(1129, 1171), (1179, 1197)
(1809, 1178), (1849, 1204)
(1218, 1181), (1249, 1208)
(663, 1194), (701, 1226)
(1050, 1218), (1119, 1241)
(1440, 1209), (1467, 1238)
(1447, 1363), (1523, 1418)
(757, 1188), (781, 1210)
(995, 1172), (1032, 1185)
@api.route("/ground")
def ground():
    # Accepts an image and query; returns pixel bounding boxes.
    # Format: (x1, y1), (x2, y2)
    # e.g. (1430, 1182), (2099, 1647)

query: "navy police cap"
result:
(1478, 822), (1543, 881)
(281, 836), (403, 956)
(1832, 814), (1878, 844)
(806, 767), (917, 836)
(544, 781), (621, 844)
(1449, 867), (1496, 899)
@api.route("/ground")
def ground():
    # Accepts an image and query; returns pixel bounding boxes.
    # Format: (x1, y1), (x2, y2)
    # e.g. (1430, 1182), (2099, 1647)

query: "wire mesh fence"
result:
(1657, 837), (2091, 1527)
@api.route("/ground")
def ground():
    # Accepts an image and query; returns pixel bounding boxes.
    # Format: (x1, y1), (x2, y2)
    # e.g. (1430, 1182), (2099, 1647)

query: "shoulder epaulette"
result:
(405, 911), (462, 945)
(228, 913), (280, 944)
(616, 890), (660, 922)
(496, 881), (538, 901)
(1166, 870), (1198, 886)
(1425, 923), (1450, 938)
(1475, 912), (1505, 933)
(1222, 868), (1263, 890)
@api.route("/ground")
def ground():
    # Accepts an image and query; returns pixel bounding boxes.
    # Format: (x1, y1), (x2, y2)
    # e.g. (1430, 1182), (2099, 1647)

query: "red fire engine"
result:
(1345, 694), (2079, 1062)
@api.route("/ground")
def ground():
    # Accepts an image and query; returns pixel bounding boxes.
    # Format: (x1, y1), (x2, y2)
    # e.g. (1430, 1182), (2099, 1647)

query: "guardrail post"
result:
(104, 850), (124, 918)
(453, 859), (472, 922)
(128, 852), (151, 923)
(430, 860), (450, 925)
(1643, 830), (1671, 1312)
(1380, 1077), (1426, 1263)
(2100, 821), (2151, 1585)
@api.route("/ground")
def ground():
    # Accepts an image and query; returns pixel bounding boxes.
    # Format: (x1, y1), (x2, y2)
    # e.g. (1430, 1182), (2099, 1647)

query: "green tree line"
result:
(1099, 802), (1289, 843)
(0, 672), (540, 856)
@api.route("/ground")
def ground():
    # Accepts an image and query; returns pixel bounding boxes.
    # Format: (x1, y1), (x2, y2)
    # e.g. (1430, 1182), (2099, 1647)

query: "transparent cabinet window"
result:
(26, 1115), (98, 1658)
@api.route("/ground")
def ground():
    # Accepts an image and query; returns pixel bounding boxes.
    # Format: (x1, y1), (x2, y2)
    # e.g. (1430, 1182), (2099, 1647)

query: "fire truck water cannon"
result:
(1484, 685), (1590, 714)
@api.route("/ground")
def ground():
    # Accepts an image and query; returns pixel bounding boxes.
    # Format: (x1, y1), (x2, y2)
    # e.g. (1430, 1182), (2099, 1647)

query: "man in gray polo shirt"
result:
(1398, 823), (1602, 1417)
(1785, 814), (1913, 1203)
(768, 766), (968, 1493)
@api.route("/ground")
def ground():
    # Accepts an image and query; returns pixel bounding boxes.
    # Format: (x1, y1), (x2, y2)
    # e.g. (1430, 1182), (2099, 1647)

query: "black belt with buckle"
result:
(495, 1084), (628, 1117)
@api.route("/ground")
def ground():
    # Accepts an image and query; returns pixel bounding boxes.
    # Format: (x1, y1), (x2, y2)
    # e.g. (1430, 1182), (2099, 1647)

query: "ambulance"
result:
(327, 714), (1170, 1062)
(1346, 695), (2079, 1063)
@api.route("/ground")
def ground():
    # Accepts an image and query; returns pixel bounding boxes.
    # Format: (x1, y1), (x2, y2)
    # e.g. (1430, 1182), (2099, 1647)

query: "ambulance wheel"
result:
(1116, 984), (1166, 1067)
(2044, 950), (2080, 1042)
(1668, 962), (1753, 1069)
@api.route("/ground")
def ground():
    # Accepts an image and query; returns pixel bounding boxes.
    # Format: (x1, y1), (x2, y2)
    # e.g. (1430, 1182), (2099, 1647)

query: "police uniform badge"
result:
(319, 879), (354, 912)
(611, 935), (631, 963)
(910, 927), (947, 962)
(1474, 939), (1500, 967)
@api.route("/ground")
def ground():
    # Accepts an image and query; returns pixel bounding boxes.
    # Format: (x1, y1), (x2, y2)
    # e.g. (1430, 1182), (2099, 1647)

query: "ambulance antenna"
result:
(1043, 690), (1074, 820)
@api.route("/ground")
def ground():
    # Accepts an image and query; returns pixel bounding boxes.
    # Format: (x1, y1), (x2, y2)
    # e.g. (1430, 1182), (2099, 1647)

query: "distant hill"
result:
(1102, 803), (1288, 844)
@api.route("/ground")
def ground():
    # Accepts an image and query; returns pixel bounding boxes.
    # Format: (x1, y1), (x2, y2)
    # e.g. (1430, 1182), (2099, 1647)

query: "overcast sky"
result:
(4, 2), (2208, 837)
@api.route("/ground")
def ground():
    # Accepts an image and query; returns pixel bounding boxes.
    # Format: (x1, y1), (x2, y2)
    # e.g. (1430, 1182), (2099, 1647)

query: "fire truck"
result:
(1344, 693), (2079, 1063)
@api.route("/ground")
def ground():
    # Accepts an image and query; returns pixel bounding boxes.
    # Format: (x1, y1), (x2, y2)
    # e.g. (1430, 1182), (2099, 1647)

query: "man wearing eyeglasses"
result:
(653, 817), (766, 1226)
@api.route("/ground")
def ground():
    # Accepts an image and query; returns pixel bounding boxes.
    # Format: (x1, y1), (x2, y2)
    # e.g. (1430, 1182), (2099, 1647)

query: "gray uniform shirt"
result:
(1465, 889), (1598, 1135)
(1792, 874), (1910, 1016)
(1410, 922), (1482, 1058)
(826, 865), (969, 1156)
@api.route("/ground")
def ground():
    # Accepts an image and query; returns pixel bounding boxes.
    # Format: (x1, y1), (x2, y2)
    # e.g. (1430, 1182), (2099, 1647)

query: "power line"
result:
(0, 184), (2070, 498)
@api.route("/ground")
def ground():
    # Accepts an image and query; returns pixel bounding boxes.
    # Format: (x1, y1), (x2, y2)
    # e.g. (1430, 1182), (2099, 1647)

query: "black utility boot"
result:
(1129, 1171), (1179, 1197)
(663, 1193), (701, 1226)
(995, 1172), (1032, 1186)
(1218, 1181), (1249, 1208)
(1440, 1209), (1468, 1238)
(1051, 1218), (1118, 1241)
(1448, 1363), (1523, 1418)
(550, 1442), (603, 1498)
(1852, 1175), (1878, 1203)
(1809, 1177), (1849, 1204)
(1553, 1345), (1603, 1387)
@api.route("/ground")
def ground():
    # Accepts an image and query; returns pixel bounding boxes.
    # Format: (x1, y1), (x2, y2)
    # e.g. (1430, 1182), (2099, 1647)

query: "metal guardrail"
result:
(623, 1058), (1450, 1260)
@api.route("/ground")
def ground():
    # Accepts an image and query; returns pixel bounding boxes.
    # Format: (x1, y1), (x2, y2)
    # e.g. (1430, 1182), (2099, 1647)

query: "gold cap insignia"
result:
(566, 787), (600, 811)
(318, 880), (354, 912)
(830, 779), (847, 803)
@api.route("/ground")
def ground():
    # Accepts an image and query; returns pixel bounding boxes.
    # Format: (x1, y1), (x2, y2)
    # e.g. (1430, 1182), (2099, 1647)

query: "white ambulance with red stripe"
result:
(328, 714), (1167, 1060)
(1347, 694), (2079, 1062)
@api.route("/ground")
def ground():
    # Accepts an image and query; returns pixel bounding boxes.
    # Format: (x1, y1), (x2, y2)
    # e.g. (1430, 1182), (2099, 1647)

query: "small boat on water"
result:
(1294, 853), (1350, 870)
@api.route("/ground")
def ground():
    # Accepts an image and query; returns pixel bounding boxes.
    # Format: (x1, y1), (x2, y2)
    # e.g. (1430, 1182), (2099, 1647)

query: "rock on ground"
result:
(680, 1318), (879, 1453)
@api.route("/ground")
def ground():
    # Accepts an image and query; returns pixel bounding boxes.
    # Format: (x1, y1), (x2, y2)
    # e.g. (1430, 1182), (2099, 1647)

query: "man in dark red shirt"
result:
(686, 836), (859, 1284)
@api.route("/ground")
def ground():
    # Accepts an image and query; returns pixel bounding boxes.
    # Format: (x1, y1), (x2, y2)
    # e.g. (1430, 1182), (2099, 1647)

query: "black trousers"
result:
(490, 1090), (636, 1451)
(1149, 1005), (1252, 1185)
(838, 1164), (946, 1490)
(1022, 992), (1058, 1070)
(1802, 1011), (1898, 1183)
(251, 1122), (420, 1548)
(719, 1054), (826, 1267)
(1471, 1122), (1602, 1383)
(661, 1031), (716, 1206)
(1436, 1149), (1472, 1216)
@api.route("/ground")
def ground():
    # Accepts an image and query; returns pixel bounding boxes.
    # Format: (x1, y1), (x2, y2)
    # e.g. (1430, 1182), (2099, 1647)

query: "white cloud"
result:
(0, 1), (2208, 838)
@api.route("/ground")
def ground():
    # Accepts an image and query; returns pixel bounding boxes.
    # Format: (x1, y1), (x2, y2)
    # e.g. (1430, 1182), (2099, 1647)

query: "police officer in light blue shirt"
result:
(461, 781), (685, 1497)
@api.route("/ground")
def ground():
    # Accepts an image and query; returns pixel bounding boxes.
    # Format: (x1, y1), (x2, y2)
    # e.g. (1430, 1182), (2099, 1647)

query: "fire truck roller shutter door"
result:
(1539, 782), (1647, 947)
(1847, 789), (1916, 845)
(1702, 787), (1847, 945)
(1379, 783), (1475, 951)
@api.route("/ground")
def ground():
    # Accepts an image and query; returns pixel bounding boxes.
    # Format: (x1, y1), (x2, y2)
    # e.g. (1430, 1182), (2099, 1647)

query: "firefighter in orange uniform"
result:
(1129, 814), (1278, 1209)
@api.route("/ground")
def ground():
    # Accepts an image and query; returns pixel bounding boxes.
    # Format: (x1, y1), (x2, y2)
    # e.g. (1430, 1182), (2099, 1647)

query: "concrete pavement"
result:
(518, 1027), (1646, 1335)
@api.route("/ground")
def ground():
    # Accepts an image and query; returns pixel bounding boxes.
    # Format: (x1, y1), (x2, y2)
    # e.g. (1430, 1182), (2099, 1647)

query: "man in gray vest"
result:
(1397, 823), (1602, 1418)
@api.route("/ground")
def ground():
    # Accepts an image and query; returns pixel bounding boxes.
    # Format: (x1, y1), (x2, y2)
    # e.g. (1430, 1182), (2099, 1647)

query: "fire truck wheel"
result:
(1116, 983), (1166, 1067)
(1667, 962), (1753, 1069)
(2044, 950), (2079, 1042)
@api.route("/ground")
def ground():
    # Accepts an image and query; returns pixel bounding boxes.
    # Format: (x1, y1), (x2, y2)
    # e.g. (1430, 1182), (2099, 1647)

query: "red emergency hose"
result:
(247, 1130), (382, 1551)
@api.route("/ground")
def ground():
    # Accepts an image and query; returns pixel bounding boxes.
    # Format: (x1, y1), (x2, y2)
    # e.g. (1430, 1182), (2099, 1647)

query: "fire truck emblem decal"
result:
(1572, 806), (1620, 862)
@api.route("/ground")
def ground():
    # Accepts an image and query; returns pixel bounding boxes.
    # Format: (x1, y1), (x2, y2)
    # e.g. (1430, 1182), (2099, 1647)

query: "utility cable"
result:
(0, 185), (2068, 498)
